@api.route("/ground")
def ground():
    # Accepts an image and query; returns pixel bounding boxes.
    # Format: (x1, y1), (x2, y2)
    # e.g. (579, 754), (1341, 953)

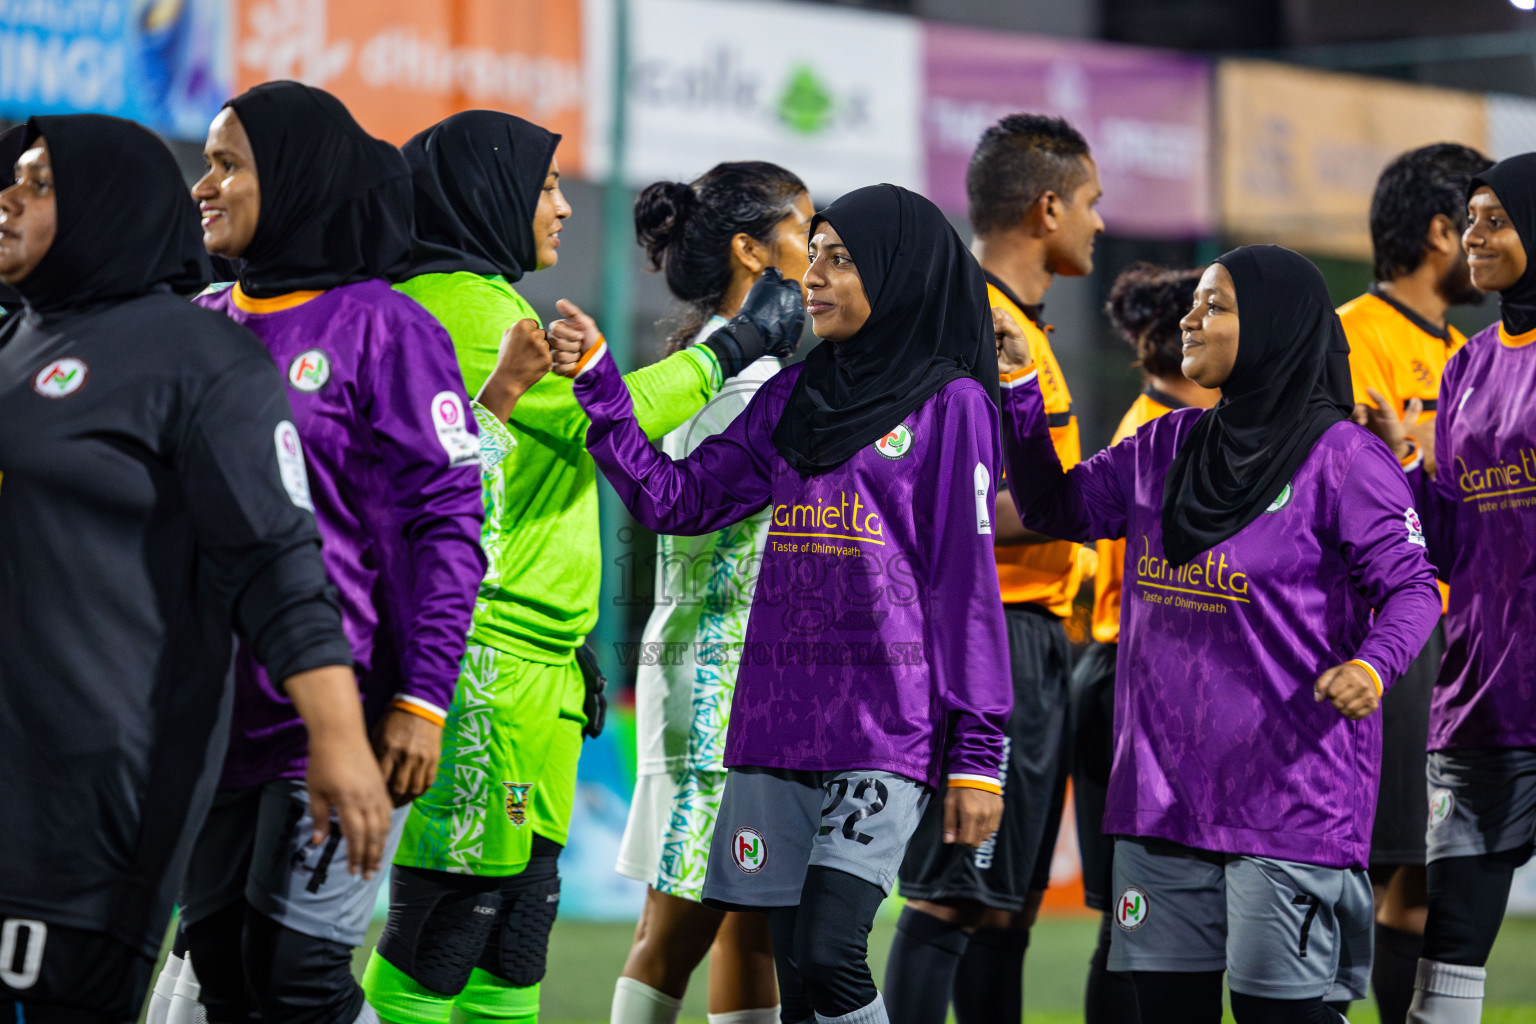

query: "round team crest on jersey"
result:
(32, 358), (88, 398)
(287, 349), (331, 392)
(1264, 482), (1293, 514)
(1429, 787), (1455, 828)
(874, 423), (914, 460)
(1115, 886), (1149, 931)
(732, 827), (767, 874)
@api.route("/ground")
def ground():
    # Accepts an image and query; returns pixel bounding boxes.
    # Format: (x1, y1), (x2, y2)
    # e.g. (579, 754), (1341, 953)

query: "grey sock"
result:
(816, 992), (888, 1024)
(1407, 959), (1486, 1024)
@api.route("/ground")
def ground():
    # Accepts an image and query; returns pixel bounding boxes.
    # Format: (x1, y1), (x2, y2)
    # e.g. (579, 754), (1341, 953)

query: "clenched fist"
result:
(548, 299), (605, 378)
(477, 318), (551, 422)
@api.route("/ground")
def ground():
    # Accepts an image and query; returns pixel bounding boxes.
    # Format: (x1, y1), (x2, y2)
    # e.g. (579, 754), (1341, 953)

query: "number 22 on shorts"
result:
(819, 777), (889, 845)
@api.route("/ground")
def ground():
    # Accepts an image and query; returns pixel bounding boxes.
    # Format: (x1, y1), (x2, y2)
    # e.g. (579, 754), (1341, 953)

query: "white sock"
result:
(708, 1008), (781, 1024)
(1407, 958), (1486, 1024)
(612, 977), (683, 1024)
(815, 992), (887, 1024)
(165, 952), (206, 1024)
(146, 952), (184, 1024)
(351, 999), (380, 1024)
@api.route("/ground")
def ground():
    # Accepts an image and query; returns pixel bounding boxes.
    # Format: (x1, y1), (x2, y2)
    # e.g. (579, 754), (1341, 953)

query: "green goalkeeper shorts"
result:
(394, 643), (586, 876)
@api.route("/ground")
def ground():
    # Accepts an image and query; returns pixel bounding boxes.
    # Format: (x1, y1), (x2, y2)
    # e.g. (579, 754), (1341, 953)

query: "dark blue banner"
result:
(0, 0), (230, 139)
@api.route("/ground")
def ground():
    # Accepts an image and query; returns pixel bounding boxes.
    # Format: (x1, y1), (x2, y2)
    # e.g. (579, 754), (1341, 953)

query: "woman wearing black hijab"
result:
(174, 82), (487, 1024)
(1357, 154), (1536, 1024)
(997, 245), (1442, 1024)
(0, 114), (388, 1023)
(546, 183), (1011, 1024)
(367, 114), (803, 1024)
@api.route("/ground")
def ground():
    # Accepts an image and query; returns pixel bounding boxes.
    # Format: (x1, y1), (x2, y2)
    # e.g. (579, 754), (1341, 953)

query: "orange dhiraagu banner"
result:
(1219, 60), (1486, 260)
(233, 0), (584, 167)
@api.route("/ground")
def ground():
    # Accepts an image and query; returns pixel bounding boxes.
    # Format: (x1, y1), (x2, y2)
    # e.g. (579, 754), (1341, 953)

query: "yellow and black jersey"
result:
(1339, 285), (1465, 418)
(1339, 284), (1465, 613)
(1091, 388), (1182, 644)
(988, 272), (1083, 619)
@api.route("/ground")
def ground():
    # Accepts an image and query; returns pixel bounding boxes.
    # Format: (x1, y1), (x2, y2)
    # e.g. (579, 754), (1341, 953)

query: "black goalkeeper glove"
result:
(575, 642), (607, 740)
(699, 267), (806, 379)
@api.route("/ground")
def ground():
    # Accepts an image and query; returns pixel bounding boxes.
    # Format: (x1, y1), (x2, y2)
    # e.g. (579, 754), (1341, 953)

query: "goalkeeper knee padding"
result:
(479, 838), (562, 988)
(375, 866), (504, 996)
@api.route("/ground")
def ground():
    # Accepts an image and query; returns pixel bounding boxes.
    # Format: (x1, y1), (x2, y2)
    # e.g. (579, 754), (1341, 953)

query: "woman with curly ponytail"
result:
(613, 161), (813, 1024)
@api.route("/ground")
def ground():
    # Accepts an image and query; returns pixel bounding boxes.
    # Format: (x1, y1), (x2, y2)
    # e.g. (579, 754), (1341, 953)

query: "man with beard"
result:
(1338, 141), (1491, 1024)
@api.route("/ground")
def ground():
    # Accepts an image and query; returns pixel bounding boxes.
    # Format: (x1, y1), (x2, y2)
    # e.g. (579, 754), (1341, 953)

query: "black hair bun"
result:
(634, 180), (697, 270)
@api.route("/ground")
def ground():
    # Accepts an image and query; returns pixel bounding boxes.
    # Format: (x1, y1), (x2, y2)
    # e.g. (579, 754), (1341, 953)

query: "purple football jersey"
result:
(1416, 323), (1536, 752)
(573, 349), (1011, 789)
(198, 280), (485, 788)
(1001, 371), (1441, 869)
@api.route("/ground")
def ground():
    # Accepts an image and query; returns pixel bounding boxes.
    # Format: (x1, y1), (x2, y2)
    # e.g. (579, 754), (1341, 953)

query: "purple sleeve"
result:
(925, 387), (1012, 784)
(572, 346), (774, 534)
(1406, 461), (1458, 581)
(1407, 367), (1463, 580)
(1000, 374), (1132, 541)
(365, 309), (487, 716)
(1336, 439), (1443, 690)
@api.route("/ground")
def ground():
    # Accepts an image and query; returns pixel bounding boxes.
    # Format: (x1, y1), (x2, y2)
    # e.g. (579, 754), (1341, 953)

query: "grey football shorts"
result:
(180, 779), (409, 946)
(1425, 746), (1536, 863)
(1107, 837), (1373, 1002)
(702, 766), (931, 909)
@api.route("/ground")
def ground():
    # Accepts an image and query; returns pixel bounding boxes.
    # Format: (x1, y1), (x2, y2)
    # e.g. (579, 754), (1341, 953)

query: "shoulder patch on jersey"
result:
(287, 349), (331, 393)
(1405, 508), (1426, 547)
(874, 423), (914, 460)
(974, 463), (992, 535)
(1264, 482), (1293, 513)
(32, 358), (87, 398)
(430, 391), (479, 469)
(273, 421), (313, 511)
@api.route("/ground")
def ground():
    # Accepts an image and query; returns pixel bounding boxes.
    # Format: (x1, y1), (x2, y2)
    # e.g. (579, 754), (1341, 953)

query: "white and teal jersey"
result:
(635, 320), (779, 777)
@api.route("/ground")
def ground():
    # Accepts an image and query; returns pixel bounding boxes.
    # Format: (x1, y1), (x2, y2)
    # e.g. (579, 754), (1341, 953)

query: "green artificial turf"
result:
(146, 911), (1536, 1023)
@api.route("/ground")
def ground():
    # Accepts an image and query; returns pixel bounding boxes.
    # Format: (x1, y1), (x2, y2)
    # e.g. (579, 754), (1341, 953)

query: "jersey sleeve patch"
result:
(273, 421), (314, 511)
(430, 392), (480, 469)
(974, 462), (992, 535)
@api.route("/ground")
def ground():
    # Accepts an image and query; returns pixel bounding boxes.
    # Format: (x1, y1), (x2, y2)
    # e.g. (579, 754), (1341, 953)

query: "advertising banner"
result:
(234, 0), (584, 164)
(924, 25), (1213, 238)
(0, 0), (229, 140)
(606, 0), (923, 200)
(1219, 60), (1486, 260)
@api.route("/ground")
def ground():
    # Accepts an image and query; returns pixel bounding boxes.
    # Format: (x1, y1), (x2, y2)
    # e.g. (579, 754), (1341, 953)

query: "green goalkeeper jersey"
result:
(396, 271), (723, 663)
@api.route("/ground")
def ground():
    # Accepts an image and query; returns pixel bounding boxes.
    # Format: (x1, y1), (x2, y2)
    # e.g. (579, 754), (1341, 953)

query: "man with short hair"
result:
(1343, 141), (1492, 1024)
(885, 113), (1103, 1024)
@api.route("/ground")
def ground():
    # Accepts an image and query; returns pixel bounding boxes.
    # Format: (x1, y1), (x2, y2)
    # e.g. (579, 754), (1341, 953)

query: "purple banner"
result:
(924, 25), (1213, 238)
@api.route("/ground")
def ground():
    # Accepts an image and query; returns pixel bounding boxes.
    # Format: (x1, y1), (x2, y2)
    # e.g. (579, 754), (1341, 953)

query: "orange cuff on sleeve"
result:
(998, 363), (1037, 386)
(391, 697), (446, 727)
(947, 777), (1003, 796)
(1347, 659), (1384, 697)
(573, 338), (607, 376)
